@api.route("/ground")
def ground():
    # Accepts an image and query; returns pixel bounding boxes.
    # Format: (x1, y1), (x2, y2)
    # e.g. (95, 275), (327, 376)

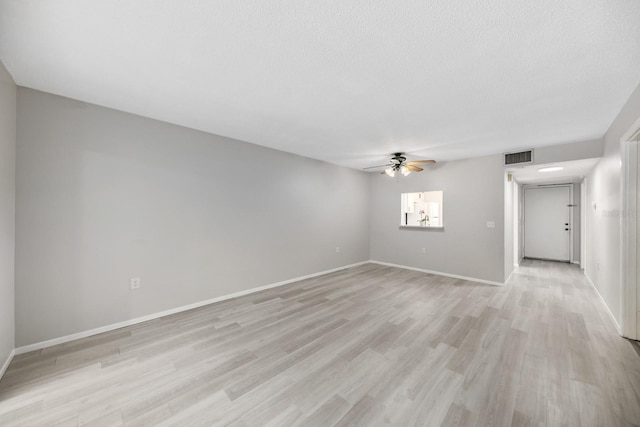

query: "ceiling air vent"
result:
(504, 149), (533, 166)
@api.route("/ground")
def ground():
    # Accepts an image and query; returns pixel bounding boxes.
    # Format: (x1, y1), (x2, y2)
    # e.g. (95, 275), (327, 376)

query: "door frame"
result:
(522, 183), (574, 262)
(580, 178), (587, 270)
(621, 120), (640, 340)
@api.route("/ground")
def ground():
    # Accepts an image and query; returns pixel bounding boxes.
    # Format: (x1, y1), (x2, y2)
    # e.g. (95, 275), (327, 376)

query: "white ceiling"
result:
(1, 1), (639, 170)
(509, 158), (601, 185)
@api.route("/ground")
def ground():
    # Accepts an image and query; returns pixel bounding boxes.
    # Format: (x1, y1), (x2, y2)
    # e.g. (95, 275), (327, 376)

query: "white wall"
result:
(517, 183), (524, 263)
(504, 174), (515, 280)
(15, 88), (371, 347)
(370, 154), (505, 283)
(0, 61), (16, 371)
(586, 80), (640, 328)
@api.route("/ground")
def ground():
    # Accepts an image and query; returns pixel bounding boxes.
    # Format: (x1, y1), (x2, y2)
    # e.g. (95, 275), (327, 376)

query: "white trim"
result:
(370, 260), (505, 287)
(513, 183), (520, 272)
(580, 179), (587, 270)
(570, 184), (575, 264)
(518, 183), (525, 263)
(0, 349), (15, 380)
(15, 261), (369, 355)
(571, 261), (580, 265)
(504, 268), (515, 285)
(621, 126), (640, 340)
(585, 273), (622, 335)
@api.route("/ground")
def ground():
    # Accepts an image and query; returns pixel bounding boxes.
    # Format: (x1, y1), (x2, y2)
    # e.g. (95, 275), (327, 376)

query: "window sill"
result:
(399, 226), (444, 230)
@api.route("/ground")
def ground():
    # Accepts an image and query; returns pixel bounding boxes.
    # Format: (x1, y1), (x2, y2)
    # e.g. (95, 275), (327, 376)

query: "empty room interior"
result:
(1, 2), (640, 426)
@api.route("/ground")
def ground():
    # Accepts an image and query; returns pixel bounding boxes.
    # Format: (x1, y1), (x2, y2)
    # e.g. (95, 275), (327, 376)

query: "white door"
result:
(524, 186), (571, 261)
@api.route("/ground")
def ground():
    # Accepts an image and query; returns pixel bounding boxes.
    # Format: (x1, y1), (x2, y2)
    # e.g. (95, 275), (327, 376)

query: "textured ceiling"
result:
(1, 1), (639, 170)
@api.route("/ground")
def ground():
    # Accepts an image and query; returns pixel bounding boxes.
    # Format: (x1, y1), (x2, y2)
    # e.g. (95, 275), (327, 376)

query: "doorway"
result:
(524, 185), (572, 262)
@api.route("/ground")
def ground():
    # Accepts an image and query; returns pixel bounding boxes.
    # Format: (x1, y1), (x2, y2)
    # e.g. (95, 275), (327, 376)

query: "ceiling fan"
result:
(364, 152), (436, 177)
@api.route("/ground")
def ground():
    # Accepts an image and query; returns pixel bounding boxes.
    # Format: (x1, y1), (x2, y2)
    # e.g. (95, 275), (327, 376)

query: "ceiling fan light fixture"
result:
(369, 153), (435, 177)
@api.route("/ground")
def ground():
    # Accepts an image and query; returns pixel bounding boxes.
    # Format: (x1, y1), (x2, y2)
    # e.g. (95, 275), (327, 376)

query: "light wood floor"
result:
(1, 260), (639, 426)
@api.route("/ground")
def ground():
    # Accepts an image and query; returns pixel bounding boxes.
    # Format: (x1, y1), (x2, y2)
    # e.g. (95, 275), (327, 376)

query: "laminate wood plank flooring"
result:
(1, 260), (640, 426)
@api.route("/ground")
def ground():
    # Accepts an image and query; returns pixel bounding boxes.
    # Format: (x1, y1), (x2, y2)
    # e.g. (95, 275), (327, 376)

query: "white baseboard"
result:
(370, 260), (504, 287)
(504, 268), (515, 285)
(0, 349), (15, 380)
(15, 261), (369, 355)
(584, 272), (622, 335)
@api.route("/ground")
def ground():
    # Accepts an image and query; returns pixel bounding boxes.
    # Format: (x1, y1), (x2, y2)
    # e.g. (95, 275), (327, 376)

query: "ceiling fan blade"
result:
(407, 159), (436, 164)
(406, 164), (423, 172)
(363, 163), (392, 170)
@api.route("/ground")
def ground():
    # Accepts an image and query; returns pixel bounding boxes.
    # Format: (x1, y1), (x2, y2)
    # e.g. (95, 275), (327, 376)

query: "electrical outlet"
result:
(336, 246), (340, 253)
(486, 221), (495, 228)
(421, 248), (426, 254)
(130, 277), (141, 290)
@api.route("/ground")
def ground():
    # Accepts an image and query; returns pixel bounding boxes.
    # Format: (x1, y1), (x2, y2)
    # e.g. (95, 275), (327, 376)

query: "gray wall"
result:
(370, 154), (505, 283)
(585, 80), (640, 326)
(0, 61), (16, 368)
(15, 88), (371, 346)
(534, 138), (603, 164)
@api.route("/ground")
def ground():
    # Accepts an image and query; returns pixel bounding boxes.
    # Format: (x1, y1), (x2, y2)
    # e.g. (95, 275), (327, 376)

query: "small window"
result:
(400, 191), (443, 227)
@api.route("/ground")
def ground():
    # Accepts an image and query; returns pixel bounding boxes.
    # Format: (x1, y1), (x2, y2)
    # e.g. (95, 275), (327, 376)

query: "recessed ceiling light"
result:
(538, 166), (563, 172)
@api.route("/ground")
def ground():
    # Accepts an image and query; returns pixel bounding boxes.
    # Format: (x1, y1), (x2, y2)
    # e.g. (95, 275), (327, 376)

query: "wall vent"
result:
(504, 149), (533, 165)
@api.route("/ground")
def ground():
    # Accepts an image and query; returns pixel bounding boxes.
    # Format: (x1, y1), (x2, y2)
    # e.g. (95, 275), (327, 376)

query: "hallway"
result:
(507, 260), (640, 426)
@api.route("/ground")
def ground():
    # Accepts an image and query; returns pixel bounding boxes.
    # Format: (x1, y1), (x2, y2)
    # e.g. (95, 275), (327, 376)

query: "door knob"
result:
(565, 228), (569, 231)
(564, 223), (569, 226)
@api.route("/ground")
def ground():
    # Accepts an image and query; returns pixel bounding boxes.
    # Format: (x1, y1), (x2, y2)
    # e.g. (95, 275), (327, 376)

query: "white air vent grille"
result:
(504, 150), (533, 165)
